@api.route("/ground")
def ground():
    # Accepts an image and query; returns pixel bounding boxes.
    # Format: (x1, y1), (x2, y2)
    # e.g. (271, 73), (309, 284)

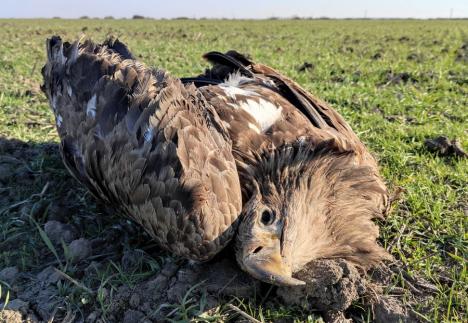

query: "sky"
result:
(1, 0), (468, 19)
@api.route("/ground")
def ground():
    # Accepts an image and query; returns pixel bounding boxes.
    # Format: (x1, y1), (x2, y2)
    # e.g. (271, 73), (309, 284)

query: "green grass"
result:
(0, 18), (467, 322)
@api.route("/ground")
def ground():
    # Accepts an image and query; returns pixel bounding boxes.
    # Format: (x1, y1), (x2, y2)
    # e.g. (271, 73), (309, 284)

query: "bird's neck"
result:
(283, 156), (390, 272)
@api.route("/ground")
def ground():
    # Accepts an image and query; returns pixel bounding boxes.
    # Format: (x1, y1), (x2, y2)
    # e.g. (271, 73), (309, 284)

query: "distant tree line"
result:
(67, 15), (467, 20)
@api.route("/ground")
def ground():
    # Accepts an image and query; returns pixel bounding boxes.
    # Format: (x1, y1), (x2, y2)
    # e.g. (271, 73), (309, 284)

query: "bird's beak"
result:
(240, 237), (305, 286)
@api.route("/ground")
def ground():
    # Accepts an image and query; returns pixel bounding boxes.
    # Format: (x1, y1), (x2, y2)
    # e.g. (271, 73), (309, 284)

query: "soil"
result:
(381, 71), (418, 85)
(424, 136), (467, 158)
(2, 258), (428, 322)
(297, 62), (314, 72)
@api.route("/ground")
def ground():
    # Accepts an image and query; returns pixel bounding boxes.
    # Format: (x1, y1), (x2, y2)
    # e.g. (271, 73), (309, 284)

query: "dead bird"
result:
(42, 37), (391, 286)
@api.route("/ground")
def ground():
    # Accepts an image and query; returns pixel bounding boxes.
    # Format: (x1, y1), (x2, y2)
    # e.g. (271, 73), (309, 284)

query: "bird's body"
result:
(188, 53), (390, 284)
(42, 37), (390, 286)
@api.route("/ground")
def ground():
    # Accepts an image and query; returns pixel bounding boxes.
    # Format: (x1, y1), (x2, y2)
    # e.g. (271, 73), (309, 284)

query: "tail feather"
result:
(103, 37), (135, 60)
(45, 36), (66, 64)
(203, 51), (253, 78)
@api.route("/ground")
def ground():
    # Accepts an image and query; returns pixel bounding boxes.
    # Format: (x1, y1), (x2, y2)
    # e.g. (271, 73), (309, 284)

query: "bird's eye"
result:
(260, 209), (275, 226)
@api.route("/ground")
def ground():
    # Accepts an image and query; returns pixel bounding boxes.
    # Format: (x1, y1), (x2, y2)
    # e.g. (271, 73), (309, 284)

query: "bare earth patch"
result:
(424, 136), (467, 158)
(2, 256), (435, 322)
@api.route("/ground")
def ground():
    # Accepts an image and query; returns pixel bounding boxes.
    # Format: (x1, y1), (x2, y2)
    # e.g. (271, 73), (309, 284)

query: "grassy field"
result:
(0, 19), (467, 322)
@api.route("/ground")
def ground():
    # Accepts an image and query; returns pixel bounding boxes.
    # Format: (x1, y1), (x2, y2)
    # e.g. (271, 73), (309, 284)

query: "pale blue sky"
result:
(2, 0), (467, 19)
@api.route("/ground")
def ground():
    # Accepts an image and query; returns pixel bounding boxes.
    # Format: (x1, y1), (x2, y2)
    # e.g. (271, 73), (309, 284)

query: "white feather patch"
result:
(56, 114), (63, 127)
(220, 72), (282, 131)
(248, 122), (261, 133)
(67, 84), (72, 97)
(57, 43), (66, 66)
(220, 85), (257, 99)
(143, 126), (154, 142)
(238, 99), (282, 131)
(297, 136), (307, 145)
(51, 95), (57, 112)
(68, 42), (79, 64)
(222, 71), (251, 87)
(86, 94), (97, 118)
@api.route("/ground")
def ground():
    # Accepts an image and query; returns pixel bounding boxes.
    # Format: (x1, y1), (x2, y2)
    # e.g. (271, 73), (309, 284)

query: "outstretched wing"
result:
(42, 37), (242, 261)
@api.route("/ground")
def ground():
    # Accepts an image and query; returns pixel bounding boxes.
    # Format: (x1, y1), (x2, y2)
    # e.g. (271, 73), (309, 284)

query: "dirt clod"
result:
(407, 53), (421, 61)
(0, 266), (19, 285)
(0, 299), (29, 312)
(68, 238), (92, 263)
(297, 61), (314, 72)
(86, 311), (101, 323)
(44, 220), (78, 244)
(98, 258), (260, 321)
(129, 292), (141, 308)
(123, 309), (145, 323)
(36, 266), (62, 286)
(384, 71), (417, 85)
(121, 249), (145, 271)
(384, 115), (417, 124)
(47, 202), (71, 222)
(0, 309), (39, 323)
(455, 43), (468, 62)
(277, 259), (365, 312)
(373, 295), (414, 323)
(323, 311), (352, 323)
(424, 136), (467, 158)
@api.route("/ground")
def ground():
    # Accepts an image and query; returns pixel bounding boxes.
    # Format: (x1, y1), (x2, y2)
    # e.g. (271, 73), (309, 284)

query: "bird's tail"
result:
(40, 36), (152, 185)
(42, 36), (134, 102)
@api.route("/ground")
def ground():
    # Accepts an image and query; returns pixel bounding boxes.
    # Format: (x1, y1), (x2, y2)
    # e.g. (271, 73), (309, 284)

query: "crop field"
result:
(0, 19), (467, 322)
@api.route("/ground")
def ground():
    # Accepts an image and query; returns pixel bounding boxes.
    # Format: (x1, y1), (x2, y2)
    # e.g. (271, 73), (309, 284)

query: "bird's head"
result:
(235, 139), (390, 286)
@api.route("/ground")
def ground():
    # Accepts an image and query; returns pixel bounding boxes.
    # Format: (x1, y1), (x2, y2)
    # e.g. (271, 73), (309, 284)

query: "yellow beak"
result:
(241, 242), (305, 286)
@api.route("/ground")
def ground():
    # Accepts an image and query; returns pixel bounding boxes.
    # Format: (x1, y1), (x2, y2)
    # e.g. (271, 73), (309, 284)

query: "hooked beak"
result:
(240, 239), (305, 286)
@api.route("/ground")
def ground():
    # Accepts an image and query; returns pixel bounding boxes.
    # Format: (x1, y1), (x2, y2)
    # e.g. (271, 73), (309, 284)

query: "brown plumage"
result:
(42, 37), (390, 286)
(185, 51), (391, 285)
(41, 37), (242, 261)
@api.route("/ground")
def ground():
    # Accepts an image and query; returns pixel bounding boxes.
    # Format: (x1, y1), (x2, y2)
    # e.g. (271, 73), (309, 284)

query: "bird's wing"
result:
(198, 51), (363, 150)
(186, 51), (376, 167)
(42, 37), (242, 261)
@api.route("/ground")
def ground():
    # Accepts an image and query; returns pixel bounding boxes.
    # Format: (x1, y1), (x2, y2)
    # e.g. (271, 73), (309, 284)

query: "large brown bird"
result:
(42, 37), (390, 286)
